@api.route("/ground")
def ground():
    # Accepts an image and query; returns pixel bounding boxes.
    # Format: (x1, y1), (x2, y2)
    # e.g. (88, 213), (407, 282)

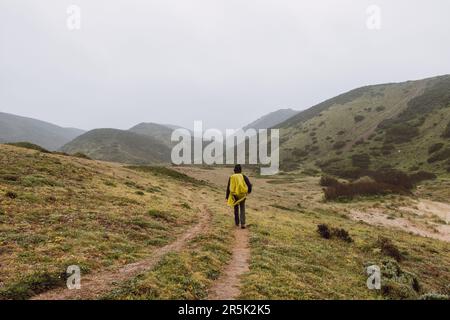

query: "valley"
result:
(0, 144), (448, 300)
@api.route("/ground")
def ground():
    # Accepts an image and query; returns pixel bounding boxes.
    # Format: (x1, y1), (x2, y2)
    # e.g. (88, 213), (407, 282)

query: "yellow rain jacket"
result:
(227, 173), (249, 207)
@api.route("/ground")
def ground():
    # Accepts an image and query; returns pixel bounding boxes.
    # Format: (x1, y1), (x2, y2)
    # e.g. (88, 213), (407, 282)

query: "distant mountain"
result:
(0, 112), (85, 150)
(61, 128), (171, 164)
(278, 75), (450, 174)
(243, 108), (298, 131)
(128, 122), (179, 148)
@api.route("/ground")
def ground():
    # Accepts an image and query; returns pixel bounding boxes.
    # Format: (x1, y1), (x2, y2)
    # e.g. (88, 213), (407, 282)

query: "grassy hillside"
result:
(0, 144), (233, 299)
(60, 129), (171, 164)
(279, 75), (450, 175)
(0, 112), (85, 151)
(0, 146), (448, 300)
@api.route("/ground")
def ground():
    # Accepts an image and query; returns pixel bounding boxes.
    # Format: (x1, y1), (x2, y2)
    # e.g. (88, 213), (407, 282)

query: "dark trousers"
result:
(234, 200), (246, 226)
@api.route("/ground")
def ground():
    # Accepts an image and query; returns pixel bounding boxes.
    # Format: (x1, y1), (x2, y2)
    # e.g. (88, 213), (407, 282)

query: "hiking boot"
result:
(241, 225), (246, 229)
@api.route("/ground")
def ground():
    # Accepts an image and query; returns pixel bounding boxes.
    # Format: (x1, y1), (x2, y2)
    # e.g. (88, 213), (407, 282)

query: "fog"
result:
(1, 0), (450, 131)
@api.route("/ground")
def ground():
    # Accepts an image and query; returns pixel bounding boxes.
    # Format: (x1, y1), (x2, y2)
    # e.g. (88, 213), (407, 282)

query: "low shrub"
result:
(323, 180), (409, 200)
(428, 143), (444, 154)
(333, 141), (346, 150)
(5, 191), (18, 199)
(380, 259), (420, 299)
(427, 148), (450, 163)
(332, 228), (353, 242)
(377, 236), (403, 261)
(319, 175), (340, 187)
(317, 224), (353, 242)
(354, 115), (365, 123)
(317, 224), (331, 239)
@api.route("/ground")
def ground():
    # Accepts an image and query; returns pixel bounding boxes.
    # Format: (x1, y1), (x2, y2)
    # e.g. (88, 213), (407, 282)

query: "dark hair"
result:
(234, 164), (242, 173)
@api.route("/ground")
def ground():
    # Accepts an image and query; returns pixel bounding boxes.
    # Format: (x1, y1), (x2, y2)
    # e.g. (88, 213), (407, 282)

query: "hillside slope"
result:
(0, 112), (85, 150)
(128, 122), (179, 148)
(279, 75), (450, 174)
(60, 129), (171, 164)
(244, 108), (298, 131)
(0, 144), (233, 299)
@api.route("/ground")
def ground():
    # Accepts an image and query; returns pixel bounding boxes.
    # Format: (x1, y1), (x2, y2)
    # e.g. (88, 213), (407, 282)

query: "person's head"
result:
(234, 164), (242, 173)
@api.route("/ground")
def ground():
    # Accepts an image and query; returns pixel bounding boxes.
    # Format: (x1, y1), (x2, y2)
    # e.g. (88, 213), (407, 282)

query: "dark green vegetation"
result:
(279, 75), (450, 174)
(0, 112), (84, 151)
(320, 169), (436, 200)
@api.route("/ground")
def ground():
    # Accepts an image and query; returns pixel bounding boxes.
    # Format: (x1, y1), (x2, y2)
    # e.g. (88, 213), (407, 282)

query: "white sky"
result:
(1, 0), (450, 131)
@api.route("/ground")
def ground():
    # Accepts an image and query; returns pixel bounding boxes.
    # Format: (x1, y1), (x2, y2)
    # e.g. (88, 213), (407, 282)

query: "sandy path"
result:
(208, 227), (250, 300)
(31, 205), (211, 300)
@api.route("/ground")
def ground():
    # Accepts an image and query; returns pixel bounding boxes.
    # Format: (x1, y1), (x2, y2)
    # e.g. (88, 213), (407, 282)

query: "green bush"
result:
(380, 259), (420, 299)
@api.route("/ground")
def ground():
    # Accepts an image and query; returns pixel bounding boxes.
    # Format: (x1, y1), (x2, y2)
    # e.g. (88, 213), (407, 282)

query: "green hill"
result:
(278, 75), (450, 175)
(128, 122), (182, 148)
(0, 112), (85, 151)
(60, 128), (171, 164)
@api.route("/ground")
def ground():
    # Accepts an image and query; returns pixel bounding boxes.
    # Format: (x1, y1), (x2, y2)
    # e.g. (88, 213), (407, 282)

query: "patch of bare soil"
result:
(31, 206), (211, 300)
(208, 228), (250, 300)
(350, 199), (450, 242)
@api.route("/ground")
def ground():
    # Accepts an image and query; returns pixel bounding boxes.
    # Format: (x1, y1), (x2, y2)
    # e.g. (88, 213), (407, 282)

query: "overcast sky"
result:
(1, 0), (450, 131)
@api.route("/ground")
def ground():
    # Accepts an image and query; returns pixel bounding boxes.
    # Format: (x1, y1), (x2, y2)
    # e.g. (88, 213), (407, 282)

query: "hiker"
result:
(226, 164), (252, 229)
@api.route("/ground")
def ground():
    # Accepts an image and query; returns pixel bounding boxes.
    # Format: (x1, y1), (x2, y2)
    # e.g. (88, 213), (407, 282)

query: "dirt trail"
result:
(208, 228), (250, 300)
(32, 205), (211, 300)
